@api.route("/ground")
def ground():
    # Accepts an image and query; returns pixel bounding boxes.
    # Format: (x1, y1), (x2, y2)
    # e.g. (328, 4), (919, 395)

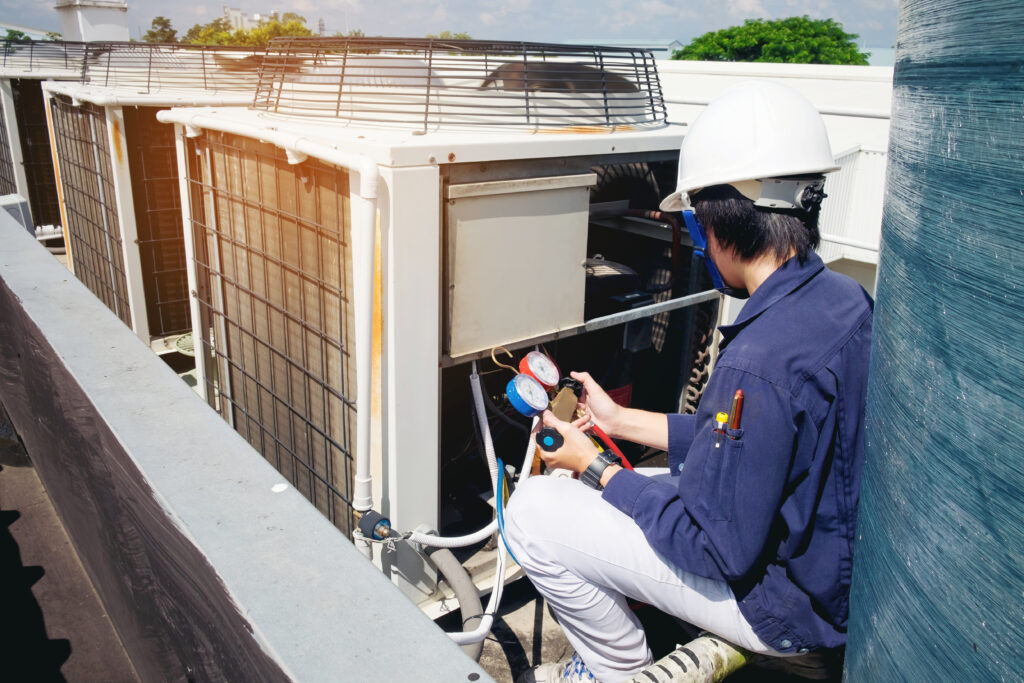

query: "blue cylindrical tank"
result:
(845, 0), (1024, 679)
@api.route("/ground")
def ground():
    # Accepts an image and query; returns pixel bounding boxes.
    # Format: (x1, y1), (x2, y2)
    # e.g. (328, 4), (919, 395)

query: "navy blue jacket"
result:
(602, 252), (873, 652)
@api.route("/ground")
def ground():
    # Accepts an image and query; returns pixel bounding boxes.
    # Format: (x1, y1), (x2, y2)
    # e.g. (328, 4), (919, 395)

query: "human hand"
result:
(569, 371), (623, 437)
(536, 409), (600, 474)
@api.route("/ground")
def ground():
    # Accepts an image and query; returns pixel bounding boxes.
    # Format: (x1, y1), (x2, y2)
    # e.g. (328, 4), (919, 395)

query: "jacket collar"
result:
(717, 251), (825, 349)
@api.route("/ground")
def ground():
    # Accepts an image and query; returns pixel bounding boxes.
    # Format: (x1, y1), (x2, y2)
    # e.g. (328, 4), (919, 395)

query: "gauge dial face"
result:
(524, 351), (560, 387)
(513, 374), (549, 412)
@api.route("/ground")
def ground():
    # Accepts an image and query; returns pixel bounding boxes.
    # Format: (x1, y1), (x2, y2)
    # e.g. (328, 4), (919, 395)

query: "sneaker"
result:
(518, 651), (598, 683)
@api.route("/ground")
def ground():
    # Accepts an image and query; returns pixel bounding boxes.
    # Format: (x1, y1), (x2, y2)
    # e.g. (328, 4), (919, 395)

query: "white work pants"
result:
(504, 471), (778, 683)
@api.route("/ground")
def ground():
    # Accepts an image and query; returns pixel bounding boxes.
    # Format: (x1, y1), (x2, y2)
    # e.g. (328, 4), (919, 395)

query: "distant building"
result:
(222, 6), (261, 32)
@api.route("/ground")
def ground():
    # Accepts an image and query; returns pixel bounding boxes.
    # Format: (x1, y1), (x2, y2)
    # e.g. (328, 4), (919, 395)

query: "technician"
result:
(505, 80), (874, 683)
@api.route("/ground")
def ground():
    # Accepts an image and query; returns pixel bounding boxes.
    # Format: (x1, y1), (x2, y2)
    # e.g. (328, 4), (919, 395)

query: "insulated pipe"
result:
(469, 363), (500, 494)
(427, 546), (485, 661)
(154, 110), (381, 530)
(407, 520), (498, 549)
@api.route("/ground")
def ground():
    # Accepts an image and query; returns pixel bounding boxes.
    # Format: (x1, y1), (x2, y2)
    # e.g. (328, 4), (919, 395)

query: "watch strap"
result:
(580, 451), (621, 490)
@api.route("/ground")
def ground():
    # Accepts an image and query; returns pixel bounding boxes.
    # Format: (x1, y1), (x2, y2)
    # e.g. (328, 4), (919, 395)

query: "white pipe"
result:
(470, 363), (499, 493)
(155, 111), (380, 517)
(407, 520), (498, 549)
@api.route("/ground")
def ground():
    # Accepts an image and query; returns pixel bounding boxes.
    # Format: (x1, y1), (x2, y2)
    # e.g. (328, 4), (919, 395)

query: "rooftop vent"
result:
(254, 38), (667, 130)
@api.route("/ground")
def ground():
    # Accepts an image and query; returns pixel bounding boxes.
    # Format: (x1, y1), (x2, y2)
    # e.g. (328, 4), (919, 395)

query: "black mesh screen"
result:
(0, 95), (18, 196)
(12, 79), (61, 228)
(49, 95), (131, 326)
(124, 106), (190, 338)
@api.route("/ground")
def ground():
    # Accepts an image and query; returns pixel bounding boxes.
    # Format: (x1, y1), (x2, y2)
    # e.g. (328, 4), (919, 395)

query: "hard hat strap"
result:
(681, 210), (749, 300)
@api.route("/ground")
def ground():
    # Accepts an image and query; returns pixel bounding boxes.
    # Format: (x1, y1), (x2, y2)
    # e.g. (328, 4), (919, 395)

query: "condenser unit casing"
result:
(158, 38), (712, 605)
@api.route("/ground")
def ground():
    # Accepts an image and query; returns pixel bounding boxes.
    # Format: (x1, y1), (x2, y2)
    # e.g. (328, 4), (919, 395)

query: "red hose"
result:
(588, 424), (634, 470)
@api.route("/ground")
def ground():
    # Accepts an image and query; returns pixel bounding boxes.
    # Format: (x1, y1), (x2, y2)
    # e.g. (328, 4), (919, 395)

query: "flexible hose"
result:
(406, 520), (498, 548)
(427, 546), (485, 661)
(470, 362), (500, 494)
(407, 362), (503, 549)
(447, 404), (540, 646)
(495, 457), (520, 567)
(590, 424), (634, 471)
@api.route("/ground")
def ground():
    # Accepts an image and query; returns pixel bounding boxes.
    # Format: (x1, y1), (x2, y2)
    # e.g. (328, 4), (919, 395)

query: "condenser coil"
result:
(184, 131), (358, 534)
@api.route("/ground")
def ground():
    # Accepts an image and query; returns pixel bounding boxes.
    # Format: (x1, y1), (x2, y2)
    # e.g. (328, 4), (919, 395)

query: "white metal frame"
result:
(0, 79), (31, 202)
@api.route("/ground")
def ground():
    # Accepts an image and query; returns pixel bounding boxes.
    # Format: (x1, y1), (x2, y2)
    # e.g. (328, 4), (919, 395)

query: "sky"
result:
(8, 0), (898, 49)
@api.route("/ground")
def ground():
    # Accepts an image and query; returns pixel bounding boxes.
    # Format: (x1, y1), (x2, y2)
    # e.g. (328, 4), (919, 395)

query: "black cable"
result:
(481, 383), (531, 435)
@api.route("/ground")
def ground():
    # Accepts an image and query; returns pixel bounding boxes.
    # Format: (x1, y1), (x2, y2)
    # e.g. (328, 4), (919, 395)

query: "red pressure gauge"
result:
(519, 351), (560, 388)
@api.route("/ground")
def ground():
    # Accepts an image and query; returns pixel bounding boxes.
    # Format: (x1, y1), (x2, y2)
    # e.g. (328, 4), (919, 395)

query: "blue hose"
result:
(495, 457), (521, 567)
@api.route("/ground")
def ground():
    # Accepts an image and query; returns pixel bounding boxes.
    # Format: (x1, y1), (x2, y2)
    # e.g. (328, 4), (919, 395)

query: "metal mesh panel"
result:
(0, 96), (17, 196)
(123, 106), (189, 337)
(0, 40), (89, 74)
(49, 95), (131, 326)
(186, 131), (356, 534)
(81, 42), (267, 94)
(12, 79), (61, 228)
(1, 40), (267, 93)
(255, 38), (667, 130)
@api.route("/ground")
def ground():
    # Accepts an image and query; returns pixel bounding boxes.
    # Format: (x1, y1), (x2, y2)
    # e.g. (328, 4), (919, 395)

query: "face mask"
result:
(681, 210), (750, 300)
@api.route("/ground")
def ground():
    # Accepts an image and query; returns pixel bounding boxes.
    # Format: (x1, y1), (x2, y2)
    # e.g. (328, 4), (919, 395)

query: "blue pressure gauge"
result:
(506, 373), (550, 417)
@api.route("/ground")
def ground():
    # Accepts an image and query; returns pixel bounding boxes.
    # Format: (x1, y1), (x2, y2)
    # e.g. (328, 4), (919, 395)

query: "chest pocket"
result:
(698, 428), (744, 521)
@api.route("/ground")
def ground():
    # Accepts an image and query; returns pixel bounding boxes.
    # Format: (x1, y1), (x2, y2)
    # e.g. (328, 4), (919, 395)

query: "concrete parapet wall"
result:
(0, 210), (489, 682)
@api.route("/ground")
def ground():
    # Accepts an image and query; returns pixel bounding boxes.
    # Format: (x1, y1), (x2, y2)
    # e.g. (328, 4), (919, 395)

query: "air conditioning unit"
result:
(41, 42), (267, 349)
(0, 41), (93, 234)
(158, 38), (720, 604)
(0, 192), (32, 233)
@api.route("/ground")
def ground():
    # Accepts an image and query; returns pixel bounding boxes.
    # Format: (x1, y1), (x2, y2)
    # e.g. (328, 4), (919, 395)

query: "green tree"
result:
(45, 31), (62, 41)
(3, 29), (30, 43)
(280, 12), (306, 25)
(143, 16), (178, 43)
(673, 16), (869, 65)
(183, 18), (232, 44)
(182, 17), (312, 46)
(426, 31), (472, 40)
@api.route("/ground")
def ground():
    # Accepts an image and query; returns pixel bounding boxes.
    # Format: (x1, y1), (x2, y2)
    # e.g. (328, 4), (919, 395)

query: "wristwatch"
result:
(579, 451), (622, 490)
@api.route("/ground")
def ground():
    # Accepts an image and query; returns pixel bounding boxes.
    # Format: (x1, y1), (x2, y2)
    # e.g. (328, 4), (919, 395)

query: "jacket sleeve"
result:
(602, 369), (799, 583)
(666, 413), (696, 475)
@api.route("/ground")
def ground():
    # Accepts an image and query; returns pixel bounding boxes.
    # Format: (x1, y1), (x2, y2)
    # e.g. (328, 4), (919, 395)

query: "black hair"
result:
(691, 183), (822, 264)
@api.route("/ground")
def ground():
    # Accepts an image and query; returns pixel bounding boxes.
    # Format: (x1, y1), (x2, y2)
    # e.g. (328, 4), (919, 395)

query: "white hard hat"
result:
(660, 80), (839, 212)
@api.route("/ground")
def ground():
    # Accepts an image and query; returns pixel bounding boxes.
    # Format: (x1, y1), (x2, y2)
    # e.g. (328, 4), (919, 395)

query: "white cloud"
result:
(727, 0), (768, 17)
(637, 1), (678, 18)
